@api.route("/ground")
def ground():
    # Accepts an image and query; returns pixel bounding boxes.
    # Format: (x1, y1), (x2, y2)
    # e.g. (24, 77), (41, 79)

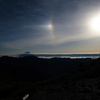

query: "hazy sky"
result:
(0, 0), (100, 55)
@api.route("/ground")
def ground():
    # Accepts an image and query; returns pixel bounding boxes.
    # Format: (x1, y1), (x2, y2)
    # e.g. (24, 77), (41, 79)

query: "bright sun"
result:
(90, 15), (100, 32)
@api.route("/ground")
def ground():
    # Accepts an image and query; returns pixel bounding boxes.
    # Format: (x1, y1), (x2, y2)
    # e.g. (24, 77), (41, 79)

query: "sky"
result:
(0, 0), (100, 55)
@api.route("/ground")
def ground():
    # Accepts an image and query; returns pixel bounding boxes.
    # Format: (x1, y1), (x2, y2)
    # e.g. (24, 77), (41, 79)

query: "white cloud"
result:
(2, 30), (98, 49)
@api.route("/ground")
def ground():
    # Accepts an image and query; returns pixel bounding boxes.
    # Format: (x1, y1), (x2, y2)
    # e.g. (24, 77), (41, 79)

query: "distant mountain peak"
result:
(18, 52), (37, 57)
(25, 51), (31, 54)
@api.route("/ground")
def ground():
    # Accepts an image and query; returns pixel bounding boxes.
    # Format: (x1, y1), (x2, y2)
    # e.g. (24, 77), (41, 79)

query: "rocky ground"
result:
(0, 58), (100, 100)
(4, 77), (100, 100)
(26, 77), (100, 100)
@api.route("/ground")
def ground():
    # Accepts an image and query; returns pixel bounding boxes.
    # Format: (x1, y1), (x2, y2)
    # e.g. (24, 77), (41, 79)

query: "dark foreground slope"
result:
(1, 57), (100, 100)
(0, 56), (92, 77)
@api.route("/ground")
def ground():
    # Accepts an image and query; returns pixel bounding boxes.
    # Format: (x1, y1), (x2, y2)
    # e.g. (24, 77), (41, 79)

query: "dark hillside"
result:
(0, 56), (97, 100)
(0, 62), (51, 99)
(0, 63), (51, 83)
(41, 57), (100, 85)
(27, 58), (100, 100)
(20, 57), (100, 100)
(0, 56), (92, 77)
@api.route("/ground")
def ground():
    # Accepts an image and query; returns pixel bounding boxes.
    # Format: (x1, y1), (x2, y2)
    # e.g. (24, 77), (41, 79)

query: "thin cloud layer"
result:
(0, 0), (100, 54)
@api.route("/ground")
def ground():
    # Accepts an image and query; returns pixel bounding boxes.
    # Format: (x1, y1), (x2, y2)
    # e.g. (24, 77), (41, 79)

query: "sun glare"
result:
(90, 15), (100, 32)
